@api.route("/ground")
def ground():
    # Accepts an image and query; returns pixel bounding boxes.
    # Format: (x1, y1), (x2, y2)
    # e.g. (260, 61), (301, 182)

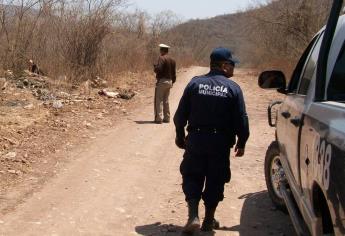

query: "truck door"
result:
(279, 33), (324, 191)
(301, 37), (345, 234)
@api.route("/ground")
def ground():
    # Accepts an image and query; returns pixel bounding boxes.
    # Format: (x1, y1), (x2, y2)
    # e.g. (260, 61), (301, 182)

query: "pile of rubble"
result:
(0, 71), (136, 110)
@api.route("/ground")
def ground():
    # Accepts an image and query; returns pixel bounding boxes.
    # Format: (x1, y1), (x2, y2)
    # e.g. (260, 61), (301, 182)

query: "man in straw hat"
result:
(153, 44), (176, 124)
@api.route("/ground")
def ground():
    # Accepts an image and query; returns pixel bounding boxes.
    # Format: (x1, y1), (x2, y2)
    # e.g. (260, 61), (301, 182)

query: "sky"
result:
(127, 0), (267, 20)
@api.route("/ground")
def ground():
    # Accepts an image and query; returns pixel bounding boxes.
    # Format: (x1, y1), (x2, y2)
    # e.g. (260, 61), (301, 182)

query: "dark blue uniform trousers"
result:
(180, 132), (231, 208)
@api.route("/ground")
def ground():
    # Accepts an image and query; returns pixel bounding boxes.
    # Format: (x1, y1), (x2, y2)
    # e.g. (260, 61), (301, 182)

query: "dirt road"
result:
(0, 67), (295, 236)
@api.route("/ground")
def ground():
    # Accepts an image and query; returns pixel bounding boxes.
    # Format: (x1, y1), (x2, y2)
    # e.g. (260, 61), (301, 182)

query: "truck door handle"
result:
(290, 117), (302, 127)
(281, 111), (291, 119)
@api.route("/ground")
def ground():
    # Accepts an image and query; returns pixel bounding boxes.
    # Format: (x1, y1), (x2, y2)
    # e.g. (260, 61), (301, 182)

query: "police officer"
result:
(153, 44), (176, 124)
(174, 47), (249, 233)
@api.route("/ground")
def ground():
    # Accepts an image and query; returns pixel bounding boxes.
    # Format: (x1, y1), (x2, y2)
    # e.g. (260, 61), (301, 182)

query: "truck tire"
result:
(265, 141), (287, 212)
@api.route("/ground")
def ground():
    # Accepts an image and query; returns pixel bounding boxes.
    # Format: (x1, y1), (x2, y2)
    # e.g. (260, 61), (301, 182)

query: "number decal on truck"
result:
(313, 135), (332, 191)
(324, 144), (332, 190)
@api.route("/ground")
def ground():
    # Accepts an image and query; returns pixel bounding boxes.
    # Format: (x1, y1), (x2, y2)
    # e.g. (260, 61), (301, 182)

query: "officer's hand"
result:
(175, 137), (185, 149)
(235, 146), (245, 157)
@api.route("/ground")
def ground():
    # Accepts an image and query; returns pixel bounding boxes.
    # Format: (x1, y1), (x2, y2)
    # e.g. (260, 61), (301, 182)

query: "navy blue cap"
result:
(210, 47), (239, 64)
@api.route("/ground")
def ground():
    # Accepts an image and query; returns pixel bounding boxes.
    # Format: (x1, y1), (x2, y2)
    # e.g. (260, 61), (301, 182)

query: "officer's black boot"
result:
(201, 207), (220, 232)
(182, 199), (200, 234)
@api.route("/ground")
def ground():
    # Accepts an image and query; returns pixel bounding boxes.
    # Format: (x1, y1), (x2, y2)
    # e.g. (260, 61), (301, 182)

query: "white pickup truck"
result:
(258, 1), (345, 235)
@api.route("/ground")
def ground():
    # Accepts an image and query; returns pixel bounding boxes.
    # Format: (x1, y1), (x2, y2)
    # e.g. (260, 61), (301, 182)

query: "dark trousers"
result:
(180, 132), (231, 208)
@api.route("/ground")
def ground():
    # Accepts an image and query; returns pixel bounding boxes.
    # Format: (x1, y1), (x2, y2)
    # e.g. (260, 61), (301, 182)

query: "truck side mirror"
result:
(258, 71), (287, 93)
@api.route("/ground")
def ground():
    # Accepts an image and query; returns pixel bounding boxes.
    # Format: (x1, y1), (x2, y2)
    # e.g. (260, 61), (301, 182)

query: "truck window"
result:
(298, 33), (324, 95)
(328, 41), (345, 101)
(288, 35), (319, 93)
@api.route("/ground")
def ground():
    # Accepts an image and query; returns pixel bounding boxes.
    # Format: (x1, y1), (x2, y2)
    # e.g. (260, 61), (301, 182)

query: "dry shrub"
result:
(242, 0), (333, 73)
(0, 2), (190, 85)
(4, 0), (333, 84)
(161, 0), (335, 76)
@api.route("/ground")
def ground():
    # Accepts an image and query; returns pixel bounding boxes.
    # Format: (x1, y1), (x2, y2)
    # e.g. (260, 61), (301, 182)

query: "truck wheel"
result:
(265, 141), (286, 212)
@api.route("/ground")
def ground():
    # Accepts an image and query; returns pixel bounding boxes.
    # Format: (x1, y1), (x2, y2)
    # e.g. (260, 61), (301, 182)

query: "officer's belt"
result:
(187, 126), (228, 134)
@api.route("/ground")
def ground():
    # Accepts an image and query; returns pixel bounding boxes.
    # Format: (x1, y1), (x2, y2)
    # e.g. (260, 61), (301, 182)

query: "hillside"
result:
(166, 11), (251, 65)
(165, 0), (333, 70)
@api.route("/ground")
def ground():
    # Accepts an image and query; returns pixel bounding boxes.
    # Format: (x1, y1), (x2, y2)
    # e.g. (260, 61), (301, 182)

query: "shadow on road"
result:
(135, 222), (183, 236)
(221, 190), (296, 236)
(134, 121), (156, 124)
(135, 191), (295, 236)
(135, 222), (215, 236)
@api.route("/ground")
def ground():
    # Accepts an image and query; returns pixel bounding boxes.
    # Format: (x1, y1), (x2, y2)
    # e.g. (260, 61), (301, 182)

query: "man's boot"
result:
(182, 199), (200, 233)
(201, 207), (220, 232)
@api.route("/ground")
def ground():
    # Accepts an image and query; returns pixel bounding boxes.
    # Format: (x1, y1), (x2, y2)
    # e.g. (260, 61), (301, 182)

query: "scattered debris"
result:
(7, 169), (17, 174)
(96, 113), (104, 120)
(2, 151), (17, 160)
(52, 100), (63, 109)
(2, 137), (18, 146)
(15, 75), (49, 90)
(24, 103), (34, 109)
(98, 89), (119, 98)
(0, 67), (152, 205)
(90, 76), (107, 88)
(83, 121), (92, 128)
(118, 89), (135, 100)
(57, 92), (71, 99)
(98, 88), (135, 100)
(4, 70), (13, 78)
(0, 78), (7, 90)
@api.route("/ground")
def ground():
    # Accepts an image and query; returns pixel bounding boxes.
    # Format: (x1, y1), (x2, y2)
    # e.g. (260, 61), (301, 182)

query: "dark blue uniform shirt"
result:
(174, 70), (249, 148)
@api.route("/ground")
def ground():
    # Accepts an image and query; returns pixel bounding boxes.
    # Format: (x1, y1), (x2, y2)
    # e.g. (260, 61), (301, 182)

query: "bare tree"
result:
(230, 0), (333, 73)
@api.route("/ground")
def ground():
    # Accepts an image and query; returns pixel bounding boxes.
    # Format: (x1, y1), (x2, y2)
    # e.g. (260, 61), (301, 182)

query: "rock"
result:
(34, 89), (55, 101)
(24, 103), (34, 109)
(115, 207), (126, 213)
(58, 91), (71, 99)
(96, 113), (104, 119)
(52, 100), (63, 109)
(23, 79), (29, 86)
(0, 78), (7, 90)
(91, 76), (107, 88)
(4, 70), (13, 78)
(7, 169), (17, 174)
(17, 83), (24, 89)
(3, 137), (18, 146)
(3, 151), (17, 160)
(84, 121), (92, 128)
(119, 89), (135, 100)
